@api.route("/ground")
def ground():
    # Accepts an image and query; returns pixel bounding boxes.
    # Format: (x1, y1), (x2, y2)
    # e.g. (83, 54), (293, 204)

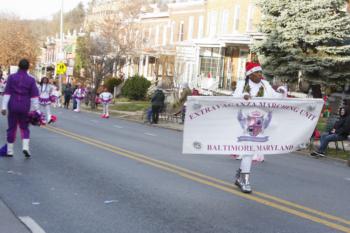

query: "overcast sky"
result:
(0, 0), (90, 20)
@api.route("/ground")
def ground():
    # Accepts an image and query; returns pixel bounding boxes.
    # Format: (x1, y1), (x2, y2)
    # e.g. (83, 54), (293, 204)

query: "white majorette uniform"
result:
(52, 85), (61, 108)
(232, 62), (287, 193)
(0, 79), (6, 95)
(99, 91), (113, 118)
(73, 87), (85, 112)
(39, 83), (54, 123)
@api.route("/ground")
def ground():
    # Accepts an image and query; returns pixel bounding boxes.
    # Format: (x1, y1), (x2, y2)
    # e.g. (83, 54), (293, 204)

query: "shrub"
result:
(104, 77), (123, 93)
(121, 75), (151, 100)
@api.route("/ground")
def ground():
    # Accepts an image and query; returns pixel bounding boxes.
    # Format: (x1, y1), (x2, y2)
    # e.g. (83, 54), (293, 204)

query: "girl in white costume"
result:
(73, 83), (85, 112)
(39, 77), (54, 123)
(232, 62), (287, 193)
(99, 87), (113, 118)
(51, 82), (61, 108)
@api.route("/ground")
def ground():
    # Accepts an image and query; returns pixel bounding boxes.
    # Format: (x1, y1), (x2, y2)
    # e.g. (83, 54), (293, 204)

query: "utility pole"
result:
(59, 0), (64, 92)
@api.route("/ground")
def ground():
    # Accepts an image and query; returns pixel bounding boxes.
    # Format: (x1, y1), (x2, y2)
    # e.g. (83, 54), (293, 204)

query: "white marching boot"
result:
(7, 143), (14, 157)
(235, 169), (252, 193)
(22, 139), (31, 158)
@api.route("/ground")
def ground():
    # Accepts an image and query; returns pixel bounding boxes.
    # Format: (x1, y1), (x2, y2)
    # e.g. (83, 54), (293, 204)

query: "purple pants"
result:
(7, 111), (30, 143)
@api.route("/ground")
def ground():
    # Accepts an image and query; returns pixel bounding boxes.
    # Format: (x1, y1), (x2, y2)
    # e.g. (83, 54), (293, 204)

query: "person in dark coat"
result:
(151, 86), (165, 124)
(312, 107), (350, 157)
(63, 83), (73, 109)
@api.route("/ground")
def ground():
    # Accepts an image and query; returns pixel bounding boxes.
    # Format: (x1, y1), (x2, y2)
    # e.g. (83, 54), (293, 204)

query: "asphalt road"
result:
(0, 107), (349, 233)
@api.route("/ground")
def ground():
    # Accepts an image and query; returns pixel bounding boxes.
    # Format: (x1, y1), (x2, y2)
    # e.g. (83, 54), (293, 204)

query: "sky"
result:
(0, 0), (90, 20)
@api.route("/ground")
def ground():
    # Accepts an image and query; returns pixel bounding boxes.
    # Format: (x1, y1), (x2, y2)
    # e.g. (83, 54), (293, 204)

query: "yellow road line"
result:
(45, 126), (350, 233)
(46, 126), (350, 226)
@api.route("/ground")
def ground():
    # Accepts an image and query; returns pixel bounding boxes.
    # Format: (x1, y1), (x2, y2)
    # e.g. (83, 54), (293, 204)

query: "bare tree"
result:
(0, 15), (39, 69)
(76, 0), (146, 109)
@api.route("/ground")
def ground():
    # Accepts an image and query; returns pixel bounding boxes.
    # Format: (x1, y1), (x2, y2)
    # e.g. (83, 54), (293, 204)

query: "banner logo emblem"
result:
(237, 110), (272, 142)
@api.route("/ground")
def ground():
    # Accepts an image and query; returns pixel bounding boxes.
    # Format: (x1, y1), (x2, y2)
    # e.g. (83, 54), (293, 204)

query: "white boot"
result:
(7, 143), (14, 157)
(22, 139), (31, 158)
(236, 173), (252, 194)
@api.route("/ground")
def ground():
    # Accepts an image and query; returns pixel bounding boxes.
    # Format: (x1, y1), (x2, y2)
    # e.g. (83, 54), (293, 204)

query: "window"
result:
(221, 10), (229, 34)
(179, 21), (184, 41)
(149, 27), (153, 42)
(162, 25), (167, 46)
(155, 25), (159, 45)
(198, 15), (204, 39)
(209, 11), (217, 36)
(170, 21), (175, 44)
(199, 48), (223, 79)
(188, 16), (194, 40)
(246, 4), (254, 32)
(233, 5), (240, 32)
(237, 49), (249, 80)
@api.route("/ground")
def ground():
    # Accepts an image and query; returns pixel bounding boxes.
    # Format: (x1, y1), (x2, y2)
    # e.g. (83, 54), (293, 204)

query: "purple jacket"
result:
(4, 70), (39, 113)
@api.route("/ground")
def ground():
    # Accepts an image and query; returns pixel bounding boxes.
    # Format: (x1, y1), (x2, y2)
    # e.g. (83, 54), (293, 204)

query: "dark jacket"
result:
(64, 86), (73, 97)
(334, 116), (350, 137)
(151, 89), (165, 107)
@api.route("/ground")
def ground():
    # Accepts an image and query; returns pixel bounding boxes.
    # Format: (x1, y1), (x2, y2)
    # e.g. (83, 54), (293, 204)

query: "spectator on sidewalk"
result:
(63, 83), (73, 109)
(84, 85), (92, 107)
(179, 83), (192, 124)
(311, 107), (350, 157)
(151, 84), (165, 124)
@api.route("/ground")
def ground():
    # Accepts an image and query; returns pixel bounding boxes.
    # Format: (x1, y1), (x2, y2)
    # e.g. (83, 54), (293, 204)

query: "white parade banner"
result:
(183, 96), (324, 155)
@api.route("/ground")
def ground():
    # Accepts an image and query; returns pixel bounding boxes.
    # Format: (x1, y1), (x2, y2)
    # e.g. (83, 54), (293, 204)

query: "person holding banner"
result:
(232, 62), (287, 193)
(1, 59), (40, 158)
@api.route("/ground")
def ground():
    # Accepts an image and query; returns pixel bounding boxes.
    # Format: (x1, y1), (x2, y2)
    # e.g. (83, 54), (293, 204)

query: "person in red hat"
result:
(232, 61), (287, 193)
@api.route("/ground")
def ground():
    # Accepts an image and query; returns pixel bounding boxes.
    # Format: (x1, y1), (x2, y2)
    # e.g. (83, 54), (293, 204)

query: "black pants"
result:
(152, 105), (161, 124)
(64, 95), (71, 109)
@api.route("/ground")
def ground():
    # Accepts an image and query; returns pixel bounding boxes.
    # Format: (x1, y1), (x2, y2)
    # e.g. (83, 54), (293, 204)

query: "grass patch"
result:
(111, 101), (149, 112)
(115, 97), (131, 102)
(326, 148), (349, 160)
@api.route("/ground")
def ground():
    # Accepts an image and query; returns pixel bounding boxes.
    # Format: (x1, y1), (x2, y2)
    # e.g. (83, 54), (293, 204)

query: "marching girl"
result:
(51, 82), (61, 108)
(73, 83), (85, 112)
(99, 87), (113, 118)
(39, 77), (54, 123)
(0, 75), (6, 95)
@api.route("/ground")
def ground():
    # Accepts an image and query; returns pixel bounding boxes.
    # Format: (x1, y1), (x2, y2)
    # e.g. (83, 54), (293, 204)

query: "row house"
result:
(39, 30), (81, 81)
(85, 0), (262, 92)
(134, 0), (262, 92)
(174, 0), (262, 92)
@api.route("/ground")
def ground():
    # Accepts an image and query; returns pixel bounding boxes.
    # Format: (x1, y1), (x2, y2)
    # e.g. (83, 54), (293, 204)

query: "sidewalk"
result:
(0, 200), (31, 233)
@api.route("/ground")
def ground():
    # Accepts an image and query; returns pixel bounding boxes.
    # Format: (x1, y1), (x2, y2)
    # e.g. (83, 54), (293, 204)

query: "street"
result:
(0, 109), (348, 233)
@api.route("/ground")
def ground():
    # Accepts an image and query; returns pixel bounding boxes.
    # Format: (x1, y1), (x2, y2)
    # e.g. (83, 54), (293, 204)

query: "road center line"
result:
(113, 125), (123, 129)
(19, 216), (46, 233)
(45, 126), (350, 233)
